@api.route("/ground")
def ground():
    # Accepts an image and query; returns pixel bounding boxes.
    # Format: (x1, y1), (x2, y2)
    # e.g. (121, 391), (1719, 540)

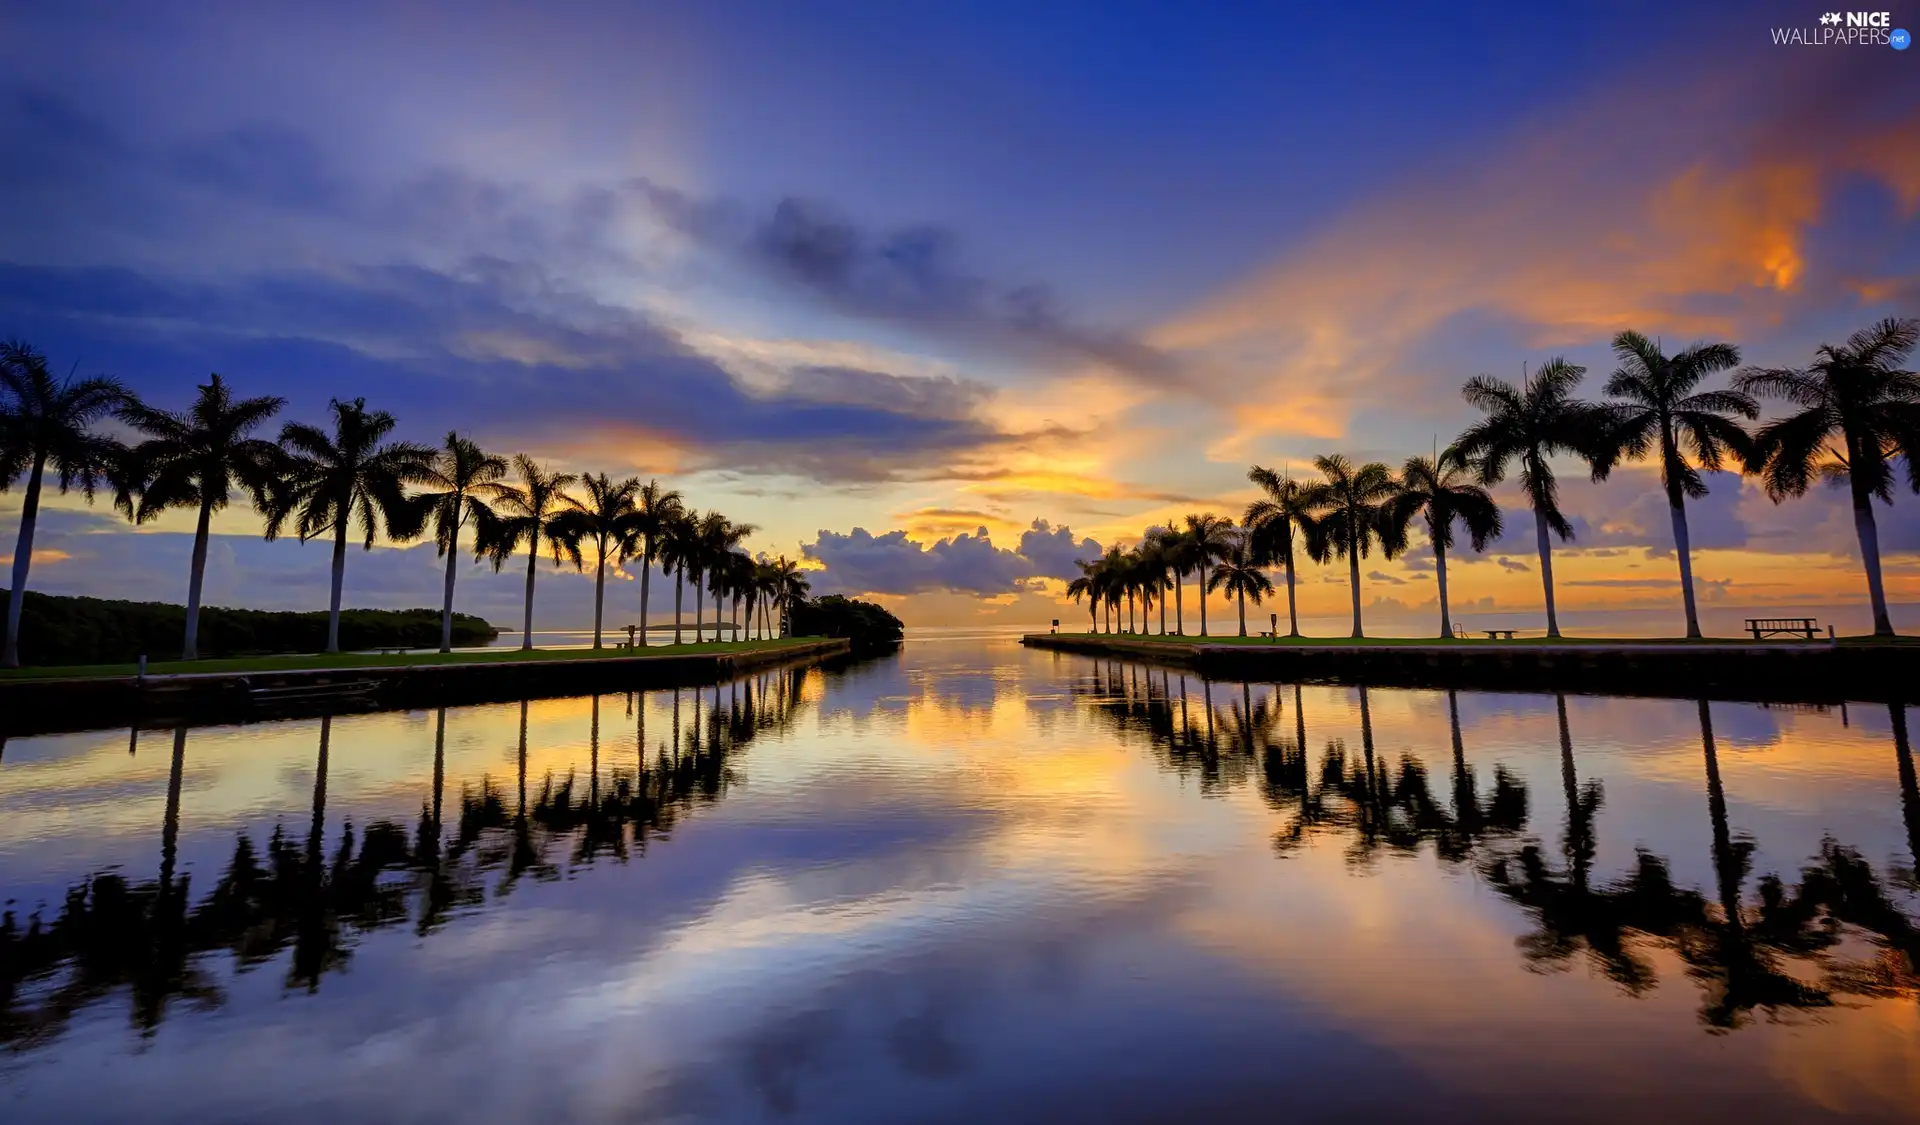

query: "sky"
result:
(2, 0), (1918, 634)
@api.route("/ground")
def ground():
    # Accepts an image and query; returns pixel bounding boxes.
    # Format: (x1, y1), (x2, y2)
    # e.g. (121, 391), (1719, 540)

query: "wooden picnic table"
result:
(1483, 629), (1516, 640)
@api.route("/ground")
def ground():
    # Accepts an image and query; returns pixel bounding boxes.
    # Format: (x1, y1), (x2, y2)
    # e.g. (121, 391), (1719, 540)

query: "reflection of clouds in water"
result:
(5, 639), (1920, 1122)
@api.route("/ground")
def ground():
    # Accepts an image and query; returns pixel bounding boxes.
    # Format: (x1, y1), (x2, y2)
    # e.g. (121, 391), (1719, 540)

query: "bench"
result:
(1746, 617), (1818, 640)
(1482, 629), (1516, 640)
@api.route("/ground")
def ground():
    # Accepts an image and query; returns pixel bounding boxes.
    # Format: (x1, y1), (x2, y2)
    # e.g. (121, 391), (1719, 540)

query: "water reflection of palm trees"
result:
(1073, 664), (1920, 1032)
(0, 667), (816, 1050)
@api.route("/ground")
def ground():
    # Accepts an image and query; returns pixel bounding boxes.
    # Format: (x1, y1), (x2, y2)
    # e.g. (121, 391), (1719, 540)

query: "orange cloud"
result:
(1151, 62), (1920, 460)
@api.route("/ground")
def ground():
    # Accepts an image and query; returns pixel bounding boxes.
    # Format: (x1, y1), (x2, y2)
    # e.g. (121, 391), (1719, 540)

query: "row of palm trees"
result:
(1069, 319), (1920, 640)
(0, 345), (811, 666)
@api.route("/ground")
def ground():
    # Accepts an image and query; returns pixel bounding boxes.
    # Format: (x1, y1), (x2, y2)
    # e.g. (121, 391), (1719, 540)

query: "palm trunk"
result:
(326, 515), (349, 653)
(693, 572), (704, 644)
(1892, 703), (1920, 874)
(1534, 506), (1561, 639)
(1174, 571), (1184, 635)
(521, 536), (538, 650)
(1198, 563), (1210, 636)
(1159, 582), (1168, 634)
(639, 542), (653, 649)
(1669, 493), (1702, 639)
(439, 515), (460, 654)
(1699, 699), (1742, 931)
(1283, 544), (1300, 637)
(1852, 483), (1895, 636)
(673, 563), (684, 644)
(183, 495), (214, 660)
(1088, 602), (1097, 632)
(1348, 548), (1364, 639)
(1127, 591), (1136, 634)
(1, 457), (43, 668)
(1237, 588), (1247, 636)
(592, 539), (607, 648)
(1433, 529), (1452, 639)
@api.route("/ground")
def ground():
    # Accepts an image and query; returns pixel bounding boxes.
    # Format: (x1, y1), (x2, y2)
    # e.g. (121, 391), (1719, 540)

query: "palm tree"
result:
(1096, 543), (1128, 633)
(631, 480), (683, 647)
(1182, 513), (1236, 637)
(1135, 541), (1170, 634)
(1455, 359), (1614, 639)
(1207, 535), (1275, 636)
(1147, 526), (1187, 634)
(1066, 559), (1098, 632)
(265, 398), (434, 654)
(120, 374), (285, 660)
(1306, 455), (1405, 639)
(1244, 466), (1321, 638)
(479, 455), (578, 651)
(1603, 331), (1756, 639)
(713, 549), (754, 644)
(0, 342), (131, 667)
(1389, 449), (1502, 639)
(1737, 318), (1920, 637)
(768, 555), (809, 637)
(415, 433), (508, 653)
(549, 473), (640, 649)
(689, 512), (754, 644)
(658, 509), (699, 644)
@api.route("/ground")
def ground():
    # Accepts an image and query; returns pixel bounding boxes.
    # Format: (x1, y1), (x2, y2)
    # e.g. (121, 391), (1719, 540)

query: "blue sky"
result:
(3, 1), (1918, 630)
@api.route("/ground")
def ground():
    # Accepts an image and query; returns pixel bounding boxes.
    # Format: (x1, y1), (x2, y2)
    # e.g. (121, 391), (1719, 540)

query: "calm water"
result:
(4, 632), (1920, 1123)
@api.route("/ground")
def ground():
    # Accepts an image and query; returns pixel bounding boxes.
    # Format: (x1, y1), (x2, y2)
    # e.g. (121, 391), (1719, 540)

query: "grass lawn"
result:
(1034, 631), (1916, 648)
(0, 636), (824, 681)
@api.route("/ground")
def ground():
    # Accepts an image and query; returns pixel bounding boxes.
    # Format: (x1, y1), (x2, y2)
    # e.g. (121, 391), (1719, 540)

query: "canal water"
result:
(3, 630), (1918, 1122)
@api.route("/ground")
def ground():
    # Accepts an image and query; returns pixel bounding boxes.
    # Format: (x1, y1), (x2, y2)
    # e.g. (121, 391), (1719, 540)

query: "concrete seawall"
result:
(1021, 633), (1920, 704)
(0, 638), (853, 736)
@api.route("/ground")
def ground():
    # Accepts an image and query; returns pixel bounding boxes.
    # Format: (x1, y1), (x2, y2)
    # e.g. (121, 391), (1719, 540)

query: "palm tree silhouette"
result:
(1182, 513), (1236, 637)
(689, 512), (754, 644)
(1066, 560), (1097, 633)
(1389, 448), (1501, 638)
(266, 398), (433, 653)
(658, 509), (698, 644)
(1137, 534), (1172, 634)
(1206, 535), (1274, 636)
(0, 341), (131, 667)
(768, 555), (808, 638)
(121, 374), (285, 659)
(1455, 359), (1613, 638)
(1601, 332), (1756, 639)
(1305, 455), (1404, 639)
(1245, 465), (1322, 638)
(1737, 317), (1920, 636)
(1148, 526), (1189, 634)
(479, 455), (577, 651)
(631, 480), (684, 646)
(415, 433), (508, 653)
(549, 473), (640, 649)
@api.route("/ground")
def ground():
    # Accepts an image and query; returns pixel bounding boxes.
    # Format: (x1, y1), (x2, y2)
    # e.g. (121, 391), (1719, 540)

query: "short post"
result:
(1051, 619), (1059, 634)
(137, 654), (147, 683)
(1270, 613), (1277, 638)
(1828, 624), (1836, 647)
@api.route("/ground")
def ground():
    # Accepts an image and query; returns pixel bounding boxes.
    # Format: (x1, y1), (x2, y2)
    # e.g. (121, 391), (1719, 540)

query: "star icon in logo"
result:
(1820, 11), (1841, 24)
